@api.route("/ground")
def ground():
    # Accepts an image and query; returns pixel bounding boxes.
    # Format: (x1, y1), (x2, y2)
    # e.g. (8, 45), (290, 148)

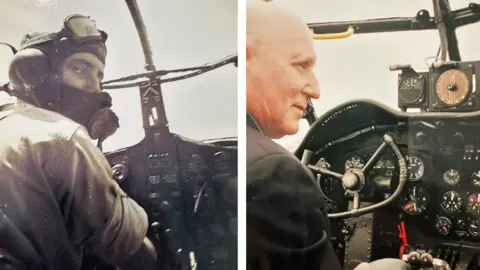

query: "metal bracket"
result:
(139, 79), (169, 132)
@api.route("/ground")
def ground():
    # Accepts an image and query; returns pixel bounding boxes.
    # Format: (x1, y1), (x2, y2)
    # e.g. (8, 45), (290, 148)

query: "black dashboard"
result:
(295, 99), (480, 269)
(98, 133), (238, 270)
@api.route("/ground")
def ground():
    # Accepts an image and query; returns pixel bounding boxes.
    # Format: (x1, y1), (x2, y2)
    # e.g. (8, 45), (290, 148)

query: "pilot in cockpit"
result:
(0, 15), (159, 270)
(245, 2), (410, 270)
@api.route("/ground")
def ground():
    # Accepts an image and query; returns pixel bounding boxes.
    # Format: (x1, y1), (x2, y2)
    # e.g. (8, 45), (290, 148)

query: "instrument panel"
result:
(400, 148), (480, 240)
(292, 98), (480, 269)
(104, 134), (238, 270)
(316, 122), (480, 242)
(395, 61), (480, 113)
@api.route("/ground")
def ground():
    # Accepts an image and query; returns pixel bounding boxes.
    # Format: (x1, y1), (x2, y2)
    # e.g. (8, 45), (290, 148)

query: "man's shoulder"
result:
(3, 102), (83, 142)
(247, 126), (291, 161)
(247, 126), (311, 181)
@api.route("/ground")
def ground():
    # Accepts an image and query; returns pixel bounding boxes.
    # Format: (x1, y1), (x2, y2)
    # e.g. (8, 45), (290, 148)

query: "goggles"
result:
(62, 14), (108, 44)
(20, 14), (108, 50)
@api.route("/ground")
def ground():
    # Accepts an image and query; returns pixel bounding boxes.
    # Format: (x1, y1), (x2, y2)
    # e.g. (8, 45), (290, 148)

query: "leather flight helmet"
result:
(7, 14), (108, 98)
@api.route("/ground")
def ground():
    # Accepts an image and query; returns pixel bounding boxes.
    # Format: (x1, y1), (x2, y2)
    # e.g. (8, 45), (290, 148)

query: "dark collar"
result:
(246, 112), (264, 135)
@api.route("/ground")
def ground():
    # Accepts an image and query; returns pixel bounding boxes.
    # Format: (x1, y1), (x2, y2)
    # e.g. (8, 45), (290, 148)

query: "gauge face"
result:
(344, 155), (364, 171)
(398, 75), (425, 104)
(471, 170), (480, 187)
(467, 193), (480, 215)
(443, 169), (460, 186)
(440, 190), (463, 212)
(406, 155), (424, 181)
(434, 216), (452, 236)
(435, 69), (469, 106)
(400, 185), (429, 215)
(468, 219), (480, 236)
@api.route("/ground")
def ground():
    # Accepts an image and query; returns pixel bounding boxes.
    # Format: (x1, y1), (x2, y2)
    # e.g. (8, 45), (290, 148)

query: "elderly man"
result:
(246, 2), (410, 270)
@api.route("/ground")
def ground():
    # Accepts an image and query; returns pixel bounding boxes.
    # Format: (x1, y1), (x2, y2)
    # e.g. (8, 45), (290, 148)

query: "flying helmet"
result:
(7, 14), (108, 99)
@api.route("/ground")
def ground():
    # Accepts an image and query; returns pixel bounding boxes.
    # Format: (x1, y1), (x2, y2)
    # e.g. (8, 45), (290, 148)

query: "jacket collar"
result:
(246, 112), (264, 135)
(0, 92), (17, 111)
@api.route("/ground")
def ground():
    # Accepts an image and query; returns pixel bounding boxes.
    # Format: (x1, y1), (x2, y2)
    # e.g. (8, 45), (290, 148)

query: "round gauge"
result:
(344, 155), (364, 171)
(434, 216), (452, 236)
(467, 193), (480, 215)
(440, 190), (463, 212)
(400, 185), (430, 215)
(443, 169), (460, 186)
(435, 69), (469, 106)
(398, 75), (425, 104)
(468, 219), (480, 236)
(471, 170), (480, 187)
(406, 155), (425, 181)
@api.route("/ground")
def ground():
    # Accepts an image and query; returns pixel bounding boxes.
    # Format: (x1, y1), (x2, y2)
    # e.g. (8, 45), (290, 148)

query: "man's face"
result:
(61, 52), (105, 92)
(247, 22), (320, 139)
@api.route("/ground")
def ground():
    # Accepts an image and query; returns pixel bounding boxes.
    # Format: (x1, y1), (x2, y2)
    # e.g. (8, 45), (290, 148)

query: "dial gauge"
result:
(398, 75), (425, 104)
(435, 69), (469, 106)
(468, 219), (480, 236)
(471, 170), (480, 187)
(443, 169), (460, 186)
(434, 216), (452, 236)
(400, 185), (429, 215)
(406, 155), (424, 181)
(467, 193), (480, 215)
(440, 190), (463, 212)
(344, 155), (364, 171)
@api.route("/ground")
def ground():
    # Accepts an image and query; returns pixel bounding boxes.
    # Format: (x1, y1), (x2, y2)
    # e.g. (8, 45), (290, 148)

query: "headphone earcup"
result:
(8, 48), (50, 93)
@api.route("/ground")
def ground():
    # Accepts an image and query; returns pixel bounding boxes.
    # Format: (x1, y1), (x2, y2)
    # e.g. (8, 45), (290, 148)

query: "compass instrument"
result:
(435, 69), (470, 106)
(400, 185), (430, 215)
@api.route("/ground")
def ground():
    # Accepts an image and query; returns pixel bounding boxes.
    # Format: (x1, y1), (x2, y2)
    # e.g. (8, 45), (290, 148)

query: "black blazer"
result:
(246, 113), (341, 270)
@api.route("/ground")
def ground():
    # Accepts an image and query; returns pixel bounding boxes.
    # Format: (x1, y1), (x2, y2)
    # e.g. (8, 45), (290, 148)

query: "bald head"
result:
(246, 2), (320, 139)
(247, 2), (312, 51)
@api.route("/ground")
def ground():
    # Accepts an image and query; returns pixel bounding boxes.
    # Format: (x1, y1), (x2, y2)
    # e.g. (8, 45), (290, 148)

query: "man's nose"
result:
(87, 77), (102, 92)
(304, 75), (320, 99)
